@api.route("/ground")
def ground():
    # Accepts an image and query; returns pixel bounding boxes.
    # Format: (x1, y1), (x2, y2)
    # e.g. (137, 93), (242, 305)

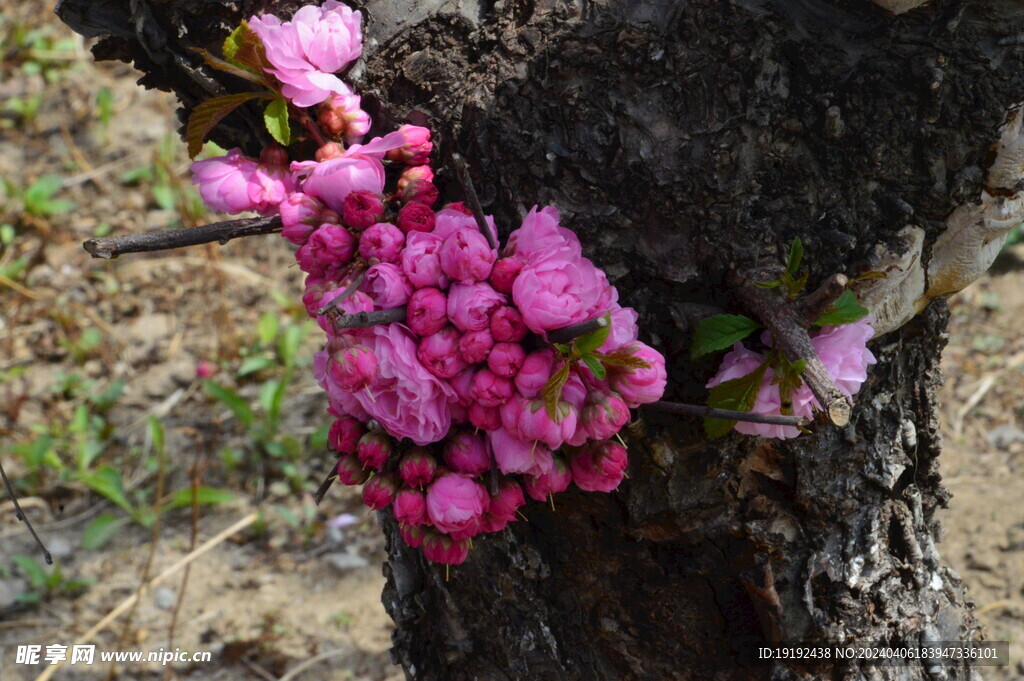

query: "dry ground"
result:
(0, 2), (1021, 681)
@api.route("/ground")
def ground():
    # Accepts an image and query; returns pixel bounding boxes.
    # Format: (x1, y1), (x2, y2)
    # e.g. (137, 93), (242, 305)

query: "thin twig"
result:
(796, 273), (849, 323)
(0, 458), (51, 564)
(451, 153), (499, 250)
(83, 216), (282, 259)
(646, 401), (812, 428)
(33, 513), (258, 681)
(547, 316), (608, 344)
(317, 268), (367, 316)
(314, 460), (340, 505)
(331, 307), (406, 330)
(277, 649), (352, 681)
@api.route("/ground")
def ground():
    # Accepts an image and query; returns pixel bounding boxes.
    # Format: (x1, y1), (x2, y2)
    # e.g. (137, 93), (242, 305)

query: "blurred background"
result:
(0, 1), (1020, 679)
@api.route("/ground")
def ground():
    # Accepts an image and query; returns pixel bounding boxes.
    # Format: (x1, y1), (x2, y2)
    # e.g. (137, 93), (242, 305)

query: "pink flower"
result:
(315, 350), (370, 421)
(195, 361), (218, 379)
(393, 488), (428, 526)
(449, 368), (476, 407)
(417, 325), (467, 379)
(487, 427), (554, 477)
(811, 318), (876, 399)
(468, 403), (501, 431)
(295, 224), (355, 275)
(487, 342), (526, 379)
(440, 227), (496, 283)
(433, 207), (497, 244)
(609, 342), (667, 407)
(397, 165), (434, 191)
(399, 448), (437, 488)
(422, 532), (470, 565)
(296, 132), (405, 211)
(570, 441), (628, 493)
(407, 288), (448, 337)
(250, 3), (362, 107)
(443, 431), (490, 476)
(359, 222), (405, 263)
(401, 232), (449, 290)
(514, 350), (556, 398)
(489, 258), (523, 293)
(458, 329), (494, 364)
(191, 148), (295, 215)
(597, 305), (640, 353)
(386, 124), (433, 165)
(356, 430), (392, 471)
(515, 398), (577, 450)
(426, 473), (490, 538)
(329, 345), (378, 392)
(484, 478), (526, 530)
(336, 454), (370, 485)
(513, 256), (611, 334)
(356, 323), (455, 445)
(706, 343), (802, 439)
(341, 190), (384, 230)
(581, 391), (630, 441)
(447, 282), (506, 332)
(364, 263), (412, 309)
(362, 473), (398, 510)
(398, 178), (439, 207)
(318, 89), (371, 145)
(523, 455), (572, 502)
(503, 206), (581, 264)
(280, 192), (327, 245)
(329, 416), (365, 454)
(397, 202), (436, 234)
(490, 307), (527, 343)
(470, 368), (515, 407)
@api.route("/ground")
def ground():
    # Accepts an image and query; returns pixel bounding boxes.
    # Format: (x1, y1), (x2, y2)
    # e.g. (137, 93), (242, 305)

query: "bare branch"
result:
(332, 307), (407, 330)
(0, 457), (51, 564)
(83, 216), (282, 259)
(646, 401), (812, 428)
(546, 316), (608, 344)
(451, 154), (499, 251)
(795, 273), (849, 323)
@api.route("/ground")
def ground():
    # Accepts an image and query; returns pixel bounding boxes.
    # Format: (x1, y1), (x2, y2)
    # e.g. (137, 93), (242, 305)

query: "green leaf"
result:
(786, 238), (804, 277)
(581, 354), (607, 380)
(691, 314), (762, 359)
(13, 555), (48, 590)
(541, 361), (571, 420)
(82, 514), (130, 551)
(222, 24), (245, 61)
(169, 486), (235, 509)
(258, 379), (279, 418)
(257, 312), (279, 346)
(203, 380), (255, 428)
(224, 21), (272, 75)
(148, 416), (164, 456)
(263, 97), (291, 147)
(78, 466), (133, 514)
(277, 324), (304, 367)
(813, 290), (869, 326)
(593, 349), (652, 370)
(191, 47), (267, 85)
(574, 314), (612, 354)
(704, 360), (769, 438)
(238, 356), (276, 377)
(151, 184), (175, 211)
(185, 91), (271, 159)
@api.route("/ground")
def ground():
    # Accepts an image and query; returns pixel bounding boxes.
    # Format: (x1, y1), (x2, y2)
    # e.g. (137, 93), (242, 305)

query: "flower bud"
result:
(441, 431), (489, 476)
(280, 193), (326, 245)
(398, 447), (438, 488)
(523, 456), (572, 502)
(426, 473), (490, 539)
(401, 232), (448, 290)
(407, 288), (449, 337)
(570, 441), (628, 493)
(341, 190), (385, 231)
(393, 487), (428, 526)
(397, 165), (434, 192)
(359, 222), (405, 263)
(515, 350), (556, 398)
(315, 142), (346, 161)
(357, 430), (393, 471)
(440, 227), (496, 283)
(487, 342), (526, 378)
(490, 306), (527, 343)
(447, 282), (506, 332)
(470, 368), (515, 407)
(329, 416), (365, 454)
(329, 346), (379, 392)
(386, 124), (433, 165)
(259, 143), (289, 167)
(422, 532), (470, 565)
(468, 403), (501, 431)
(295, 224), (355, 276)
(458, 329), (494, 364)
(489, 258), (523, 293)
(336, 454), (370, 486)
(363, 263), (413, 309)
(515, 398), (577, 450)
(362, 473), (398, 510)
(417, 325), (467, 379)
(608, 342), (668, 407)
(318, 90), (371, 145)
(399, 523), (427, 548)
(397, 201), (436, 234)
(581, 391), (631, 441)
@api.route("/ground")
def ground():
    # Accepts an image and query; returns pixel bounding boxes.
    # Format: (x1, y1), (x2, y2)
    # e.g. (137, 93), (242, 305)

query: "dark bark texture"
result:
(57, 0), (1024, 679)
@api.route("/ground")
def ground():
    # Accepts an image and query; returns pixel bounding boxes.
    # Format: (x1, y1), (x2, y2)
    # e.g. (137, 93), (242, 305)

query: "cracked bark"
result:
(56, 0), (1024, 678)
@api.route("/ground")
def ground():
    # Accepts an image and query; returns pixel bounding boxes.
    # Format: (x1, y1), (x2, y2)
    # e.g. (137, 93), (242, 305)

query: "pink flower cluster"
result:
(187, 3), (669, 566)
(706, 319), (876, 439)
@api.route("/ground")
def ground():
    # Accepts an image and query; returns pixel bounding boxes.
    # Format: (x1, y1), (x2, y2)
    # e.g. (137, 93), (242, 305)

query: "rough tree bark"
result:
(56, 0), (1024, 679)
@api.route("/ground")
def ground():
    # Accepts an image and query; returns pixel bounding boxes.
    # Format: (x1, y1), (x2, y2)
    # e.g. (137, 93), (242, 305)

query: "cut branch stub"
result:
(546, 316), (608, 344)
(734, 274), (853, 427)
(451, 153), (499, 251)
(83, 216), (282, 259)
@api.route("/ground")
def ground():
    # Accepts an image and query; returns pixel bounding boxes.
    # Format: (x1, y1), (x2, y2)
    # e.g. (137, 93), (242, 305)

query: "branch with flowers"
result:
(76, 1), (877, 568)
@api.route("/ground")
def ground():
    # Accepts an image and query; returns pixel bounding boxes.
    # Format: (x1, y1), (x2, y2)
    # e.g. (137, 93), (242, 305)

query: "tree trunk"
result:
(56, 0), (1024, 679)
